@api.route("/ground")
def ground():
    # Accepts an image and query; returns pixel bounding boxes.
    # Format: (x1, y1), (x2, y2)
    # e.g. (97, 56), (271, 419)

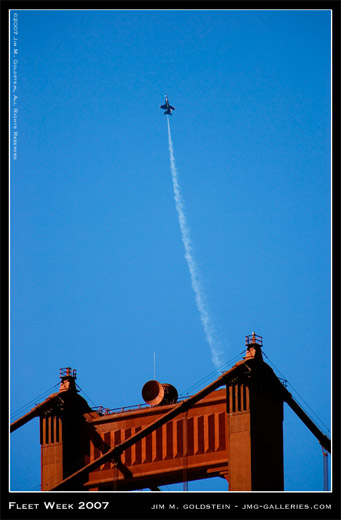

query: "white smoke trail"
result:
(167, 117), (223, 369)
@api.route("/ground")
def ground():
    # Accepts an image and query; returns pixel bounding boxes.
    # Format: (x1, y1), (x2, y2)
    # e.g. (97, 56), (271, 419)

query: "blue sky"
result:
(10, 9), (331, 493)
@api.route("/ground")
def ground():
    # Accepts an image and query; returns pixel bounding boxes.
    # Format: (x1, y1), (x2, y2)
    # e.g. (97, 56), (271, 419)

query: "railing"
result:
(92, 396), (190, 416)
(59, 367), (77, 379)
(92, 404), (149, 416)
(245, 332), (263, 347)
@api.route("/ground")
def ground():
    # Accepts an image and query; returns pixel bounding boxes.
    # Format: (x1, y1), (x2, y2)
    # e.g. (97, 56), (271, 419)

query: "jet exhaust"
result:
(167, 117), (223, 369)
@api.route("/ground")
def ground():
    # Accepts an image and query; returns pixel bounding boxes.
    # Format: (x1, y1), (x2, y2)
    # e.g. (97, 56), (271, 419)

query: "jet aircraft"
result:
(160, 94), (175, 115)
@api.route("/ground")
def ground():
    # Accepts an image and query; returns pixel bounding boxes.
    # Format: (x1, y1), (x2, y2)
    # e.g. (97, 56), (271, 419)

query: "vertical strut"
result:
(322, 447), (329, 491)
(183, 412), (188, 491)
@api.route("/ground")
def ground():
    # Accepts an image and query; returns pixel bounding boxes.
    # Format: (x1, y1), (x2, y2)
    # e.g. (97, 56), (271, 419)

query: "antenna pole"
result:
(154, 353), (156, 380)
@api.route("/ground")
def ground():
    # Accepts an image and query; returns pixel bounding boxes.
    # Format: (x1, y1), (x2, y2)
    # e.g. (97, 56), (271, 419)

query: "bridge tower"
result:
(10, 334), (330, 491)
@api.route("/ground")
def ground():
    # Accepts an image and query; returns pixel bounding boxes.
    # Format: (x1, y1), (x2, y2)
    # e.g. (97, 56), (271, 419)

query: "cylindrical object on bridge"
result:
(142, 380), (178, 406)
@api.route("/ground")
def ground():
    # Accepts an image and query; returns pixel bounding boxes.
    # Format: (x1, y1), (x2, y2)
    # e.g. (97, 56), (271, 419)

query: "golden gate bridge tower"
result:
(11, 333), (330, 492)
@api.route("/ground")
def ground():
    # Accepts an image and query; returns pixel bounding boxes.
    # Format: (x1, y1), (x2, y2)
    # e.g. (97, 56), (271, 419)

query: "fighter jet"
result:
(160, 94), (175, 115)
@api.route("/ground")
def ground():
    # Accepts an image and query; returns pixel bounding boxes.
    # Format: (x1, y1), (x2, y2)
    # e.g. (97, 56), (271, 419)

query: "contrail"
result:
(167, 117), (223, 369)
